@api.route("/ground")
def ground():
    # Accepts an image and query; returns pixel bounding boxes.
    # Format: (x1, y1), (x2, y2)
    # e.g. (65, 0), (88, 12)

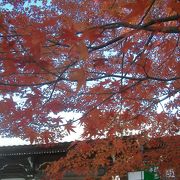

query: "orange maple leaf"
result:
(69, 68), (86, 91)
(65, 122), (76, 134)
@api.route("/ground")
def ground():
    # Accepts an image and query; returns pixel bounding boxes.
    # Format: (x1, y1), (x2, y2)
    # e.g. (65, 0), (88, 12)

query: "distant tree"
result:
(0, 0), (179, 179)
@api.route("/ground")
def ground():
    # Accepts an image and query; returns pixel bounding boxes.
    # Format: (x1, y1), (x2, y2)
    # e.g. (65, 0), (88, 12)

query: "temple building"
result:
(0, 135), (179, 180)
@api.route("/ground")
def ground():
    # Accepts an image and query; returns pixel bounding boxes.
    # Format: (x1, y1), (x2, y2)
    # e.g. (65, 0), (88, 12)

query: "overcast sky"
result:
(0, 112), (82, 146)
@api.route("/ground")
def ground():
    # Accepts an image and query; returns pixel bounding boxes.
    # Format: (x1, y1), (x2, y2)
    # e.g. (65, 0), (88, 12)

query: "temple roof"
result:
(0, 135), (179, 156)
(0, 141), (71, 156)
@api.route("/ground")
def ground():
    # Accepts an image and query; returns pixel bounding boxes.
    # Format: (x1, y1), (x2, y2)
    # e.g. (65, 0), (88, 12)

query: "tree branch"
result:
(90, 14), (180, 33)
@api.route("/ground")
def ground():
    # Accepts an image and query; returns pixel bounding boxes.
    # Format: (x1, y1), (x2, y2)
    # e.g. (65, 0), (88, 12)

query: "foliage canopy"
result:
(0, 0), (179, 178)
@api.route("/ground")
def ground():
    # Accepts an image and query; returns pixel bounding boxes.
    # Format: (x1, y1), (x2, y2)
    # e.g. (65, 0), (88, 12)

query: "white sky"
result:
(0, 88), (171, 146)
(0, 99), (175, 146)
(0, 112), (83, 146)
(0, 127), (83, 146)
(0, 130), (81, 146)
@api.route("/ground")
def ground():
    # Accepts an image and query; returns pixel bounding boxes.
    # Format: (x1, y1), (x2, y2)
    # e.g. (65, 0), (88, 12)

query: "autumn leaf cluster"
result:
(0, 0), (179, 178)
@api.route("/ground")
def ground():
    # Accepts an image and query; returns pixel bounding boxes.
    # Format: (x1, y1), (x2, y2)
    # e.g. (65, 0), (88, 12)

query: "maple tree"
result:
(0, 0), (180, 179)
